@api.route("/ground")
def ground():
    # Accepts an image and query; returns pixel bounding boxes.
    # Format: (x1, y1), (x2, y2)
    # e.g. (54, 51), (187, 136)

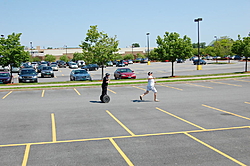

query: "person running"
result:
(140, 72), (159, 102)
(101, 73), (110, 97)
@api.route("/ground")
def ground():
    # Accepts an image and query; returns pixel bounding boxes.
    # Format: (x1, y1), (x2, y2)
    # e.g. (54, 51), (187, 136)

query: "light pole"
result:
(214, 36), (218, 63)
(64, 45), (67, 56)
(30, 41), (33, 57)
(194, 18), (202, 66)
(146, 33), (150, 58)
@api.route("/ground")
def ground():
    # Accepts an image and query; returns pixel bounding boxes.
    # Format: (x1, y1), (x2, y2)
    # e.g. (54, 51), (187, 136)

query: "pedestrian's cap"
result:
(105, 73), (110, 76)
(148, 71), (153, 75)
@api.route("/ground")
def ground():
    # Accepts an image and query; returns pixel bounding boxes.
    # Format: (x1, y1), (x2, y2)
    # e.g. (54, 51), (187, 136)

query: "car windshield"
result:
(119, 69), (132, 73)
(21, 70), (36, 75)
(0, 73), (9, 77)
(74, 70), (87, 74)
(42, 67), (52, 70)
(71, 63), (77, 65)
(51, 65), (57, 67)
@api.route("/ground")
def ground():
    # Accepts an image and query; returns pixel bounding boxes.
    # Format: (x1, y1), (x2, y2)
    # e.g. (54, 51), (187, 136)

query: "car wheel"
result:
(115, 76), (117, 80)
(41, 74), (44, 78)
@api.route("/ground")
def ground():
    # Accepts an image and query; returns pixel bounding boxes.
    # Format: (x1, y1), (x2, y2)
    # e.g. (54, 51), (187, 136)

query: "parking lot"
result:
(9, 60), (249, 83)
(1, 76), (250, 165)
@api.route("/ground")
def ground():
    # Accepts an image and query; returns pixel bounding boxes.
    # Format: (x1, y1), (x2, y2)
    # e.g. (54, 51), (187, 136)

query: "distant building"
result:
(26, 46), (156, 60)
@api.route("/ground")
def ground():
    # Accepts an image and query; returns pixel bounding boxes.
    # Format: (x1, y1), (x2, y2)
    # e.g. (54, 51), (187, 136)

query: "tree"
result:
(132, 43), (140, 47)
(155, 32), (193, 76)
(0, 33), (30, 82)
(123, 54), (134, 60)
(44, 54), (56, 62)
(73, 52), (84, 61)
(232, 35), (250, 72)
(60, 55), (69, 62)
(79, 25), (119, 79)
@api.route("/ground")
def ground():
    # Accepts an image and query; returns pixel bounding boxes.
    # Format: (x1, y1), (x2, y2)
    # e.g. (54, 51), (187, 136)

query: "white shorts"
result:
(147, 86), (157, 93)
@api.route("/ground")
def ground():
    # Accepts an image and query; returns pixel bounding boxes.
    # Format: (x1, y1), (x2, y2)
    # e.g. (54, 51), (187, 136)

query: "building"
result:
(26, 46), (156, 60)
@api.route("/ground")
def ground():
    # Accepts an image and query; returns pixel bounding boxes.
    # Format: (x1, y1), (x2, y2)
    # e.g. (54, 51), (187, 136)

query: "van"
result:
(77, 60), (85, 67)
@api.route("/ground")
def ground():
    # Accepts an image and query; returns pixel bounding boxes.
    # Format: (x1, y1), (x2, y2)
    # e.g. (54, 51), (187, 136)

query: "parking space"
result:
(0, 78), (250, 165)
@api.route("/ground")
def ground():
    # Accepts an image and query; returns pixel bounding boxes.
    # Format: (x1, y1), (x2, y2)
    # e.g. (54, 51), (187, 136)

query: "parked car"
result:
(81, 64), (99, 71)
(177, 59), (185, 63)
(193, 59), (207, 65)
(18, 68), (38, 83)
(106, 61), (113, 66)
(0, 72), (12, 84)
(37, 64), (47, 73)
(141, 58), (149, 63)
(41, 66), (54, 78)
(128, 60), (133, 64)
(116, 61), (125, 67)
(58, 61), (67, 68)
(50, 64), (58, 71)
(70, 69), (92, 81)
(69, 62), (78, 69)
(231, 55), (242, 60)
(114, 68), (136, 79)
(11, 67), (20, 73)
(77, 60), (86, 67)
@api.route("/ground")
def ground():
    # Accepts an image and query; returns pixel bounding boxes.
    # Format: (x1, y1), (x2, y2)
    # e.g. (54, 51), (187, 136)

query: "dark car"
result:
(141, 58), (149, 63)
(37, 64), (47, 73)
(70, 69), (92, 81)
(81, 64), (99, 71)
(114, 68), (136, 79)
(18, 68), (38, 83)
(58, 61), (67, 68)
(193, 59), (207, 65)
(177, 59), (185, 63)
(41, 66), (54, 78)
(116, 61), (125, 67)
(0, 72), (12, 84)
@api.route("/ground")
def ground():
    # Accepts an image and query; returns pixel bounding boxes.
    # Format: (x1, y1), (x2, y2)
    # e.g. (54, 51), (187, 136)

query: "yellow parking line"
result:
(202, 104), (250, 120)
(160, 84), (183, 91)
(132, 86), (146, 91)
(59, 70), (62, 72)
(156, 107), (206, 130)
(109, 138), (134, 166)
(2, 91), (12, 99)
(51, 113), (57, 142)
(1, 126), (250, 148)
(22, 144), (31, 166)
(62, 74), (64, 76)
(234, 79), (250, 83)
(245, 102), (250, 105)
(41, 90), (45, 97)
(210, 81), (242, 87)
(185, 133), (247, 166)
(74, 88), (81, 95)
(186, 83), (213, 89)
(106, 110), (135, 136)
(108, 88), (116, 94)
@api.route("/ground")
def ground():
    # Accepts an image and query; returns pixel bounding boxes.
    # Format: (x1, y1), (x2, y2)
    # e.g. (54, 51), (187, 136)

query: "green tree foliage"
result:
(44, 54), (56, 62)
(79, 25), (119, 78)
(73, 52), (85, 62)
(60, 55), (69, 62)
(31, 56), (42, 62)
(192, 42), (206, 48)
(123, 54), (134, 60)
(0, 33), (30, 81)
(214, 36), (234, 59)
(155, 32), (193, 76)
(132, 43), (140, 47)
(232, 35), (250, 72)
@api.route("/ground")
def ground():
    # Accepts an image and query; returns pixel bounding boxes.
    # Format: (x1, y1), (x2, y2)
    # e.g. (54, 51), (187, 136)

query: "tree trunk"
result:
(101, 62), (104, 80)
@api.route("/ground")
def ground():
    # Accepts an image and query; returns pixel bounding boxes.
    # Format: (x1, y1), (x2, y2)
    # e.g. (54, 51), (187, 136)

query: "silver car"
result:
(70, 69), (92, 81)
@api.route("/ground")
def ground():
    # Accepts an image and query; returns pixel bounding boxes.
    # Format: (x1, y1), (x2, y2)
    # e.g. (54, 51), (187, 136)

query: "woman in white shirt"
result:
(140, 72), (159, 102)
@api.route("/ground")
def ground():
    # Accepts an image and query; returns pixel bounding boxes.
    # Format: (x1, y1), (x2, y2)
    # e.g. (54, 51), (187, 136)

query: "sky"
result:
(1, 0), (250, 49)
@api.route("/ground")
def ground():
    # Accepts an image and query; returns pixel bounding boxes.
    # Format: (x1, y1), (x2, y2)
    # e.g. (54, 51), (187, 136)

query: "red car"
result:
(114, 68), (136, 79)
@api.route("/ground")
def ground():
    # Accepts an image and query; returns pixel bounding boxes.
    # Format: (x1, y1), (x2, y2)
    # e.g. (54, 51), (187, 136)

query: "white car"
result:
(77, 60), (85, 67)
(69, 62), (78, 69)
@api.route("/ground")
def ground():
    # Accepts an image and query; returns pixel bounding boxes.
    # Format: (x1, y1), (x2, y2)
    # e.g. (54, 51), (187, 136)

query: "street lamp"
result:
(194, 18), (202, 66)
(214, 36), (218, 63)
(30, 41), (33, 56)
(146, 33), (150, 57)
(64, 45), (67, 56)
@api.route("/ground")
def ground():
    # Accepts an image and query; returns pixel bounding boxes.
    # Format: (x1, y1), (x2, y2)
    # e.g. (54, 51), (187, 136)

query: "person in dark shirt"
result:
(101, 73), (110, 96)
